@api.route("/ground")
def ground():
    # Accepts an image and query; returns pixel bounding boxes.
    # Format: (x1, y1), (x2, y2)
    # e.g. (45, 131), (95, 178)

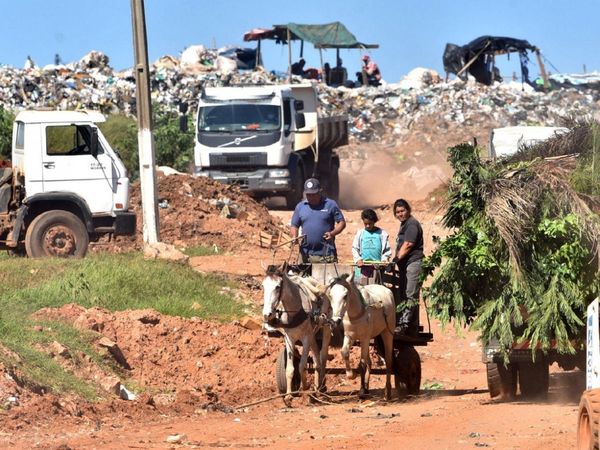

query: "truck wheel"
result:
(394, 346), (421, 396)
(275, 347), (301, 395)
(518, 358), (549, 398)
(285, 164), (304, 210)
(486, 362), (517, 399)
(25, 210), (89, 258)
(579, 390), (600, 450)
(328, 157), (340, 202)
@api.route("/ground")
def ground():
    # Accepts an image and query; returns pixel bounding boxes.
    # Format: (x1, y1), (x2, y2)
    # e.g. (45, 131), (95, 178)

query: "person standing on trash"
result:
(290, 178), (346, 263)
(358, 55), (382, 86)
(352, 208), (392, 283)
(393, 199), (424, 335)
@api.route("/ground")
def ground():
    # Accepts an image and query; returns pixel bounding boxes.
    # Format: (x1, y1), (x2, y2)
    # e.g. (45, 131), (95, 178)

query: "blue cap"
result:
(303, 178), (321, 194)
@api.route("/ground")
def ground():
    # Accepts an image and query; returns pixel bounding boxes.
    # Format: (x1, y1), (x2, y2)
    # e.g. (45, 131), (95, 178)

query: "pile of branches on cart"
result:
(422, 120), (600, 356)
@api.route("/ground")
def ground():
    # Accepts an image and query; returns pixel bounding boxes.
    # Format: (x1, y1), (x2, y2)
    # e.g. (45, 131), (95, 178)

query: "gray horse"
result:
(262, 264), (331, 406)
(329, 273), (396, 400)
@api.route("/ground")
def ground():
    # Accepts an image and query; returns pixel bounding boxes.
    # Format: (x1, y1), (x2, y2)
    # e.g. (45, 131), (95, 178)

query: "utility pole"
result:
(131, 0), (159, 243)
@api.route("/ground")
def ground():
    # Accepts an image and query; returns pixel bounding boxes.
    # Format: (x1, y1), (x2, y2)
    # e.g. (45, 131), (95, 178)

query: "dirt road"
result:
(3, 205), (582, 449)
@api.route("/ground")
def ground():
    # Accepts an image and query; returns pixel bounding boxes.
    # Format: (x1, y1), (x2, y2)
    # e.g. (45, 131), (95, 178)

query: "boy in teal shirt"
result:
(351, 209), (392, 282)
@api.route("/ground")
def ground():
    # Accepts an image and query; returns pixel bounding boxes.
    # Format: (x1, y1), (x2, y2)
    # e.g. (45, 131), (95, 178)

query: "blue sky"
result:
(1, 0), (598, 82)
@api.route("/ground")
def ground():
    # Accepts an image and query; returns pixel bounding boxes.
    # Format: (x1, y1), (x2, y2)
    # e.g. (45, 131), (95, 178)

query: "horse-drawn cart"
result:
(266, 262), (433, 398)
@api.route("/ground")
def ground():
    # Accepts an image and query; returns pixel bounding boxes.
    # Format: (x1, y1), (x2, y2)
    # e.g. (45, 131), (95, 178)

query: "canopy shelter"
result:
(443, 35), (548, 89)
(243, 22), (378, 82)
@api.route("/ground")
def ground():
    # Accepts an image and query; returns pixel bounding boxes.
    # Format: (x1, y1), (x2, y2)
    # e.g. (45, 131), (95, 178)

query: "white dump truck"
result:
(193, 83), (348, 208)
(0, 110), (136, 257)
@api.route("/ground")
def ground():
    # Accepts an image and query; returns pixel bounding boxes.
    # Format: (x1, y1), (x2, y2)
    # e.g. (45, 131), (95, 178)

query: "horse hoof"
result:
(347, 370), (357, 380)
(318, 384), (327, 393)
(358, 388), (370, 399)
(283, 395), (293, 407)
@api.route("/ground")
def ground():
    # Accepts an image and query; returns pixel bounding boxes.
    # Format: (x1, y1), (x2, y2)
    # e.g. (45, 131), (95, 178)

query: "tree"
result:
(0, 107), (15, 161)
(152, 104), (195, 173)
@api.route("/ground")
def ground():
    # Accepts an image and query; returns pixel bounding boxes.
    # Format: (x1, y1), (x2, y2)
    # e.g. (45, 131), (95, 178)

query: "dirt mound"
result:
(34, 304), (279, 407)
(97, 173), (284, 252)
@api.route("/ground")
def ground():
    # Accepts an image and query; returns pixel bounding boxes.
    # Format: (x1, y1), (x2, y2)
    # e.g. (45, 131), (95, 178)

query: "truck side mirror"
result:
(90, 127), (99, 158)
(295, 113), (306, 130)
(294, 100), (304, 111)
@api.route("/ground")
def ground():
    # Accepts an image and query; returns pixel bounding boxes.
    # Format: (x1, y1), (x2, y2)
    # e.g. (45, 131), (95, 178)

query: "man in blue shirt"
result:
(290, 178), (346, 263)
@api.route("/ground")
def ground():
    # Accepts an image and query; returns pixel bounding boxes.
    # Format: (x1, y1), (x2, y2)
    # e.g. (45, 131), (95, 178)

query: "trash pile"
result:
(318, 68), (600, 144)
(97, 171), (284, 253)
(2, 49), (600, 147)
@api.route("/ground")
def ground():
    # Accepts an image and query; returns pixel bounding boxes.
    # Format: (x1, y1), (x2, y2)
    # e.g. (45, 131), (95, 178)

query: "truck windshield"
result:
(198, 104), (281, 132)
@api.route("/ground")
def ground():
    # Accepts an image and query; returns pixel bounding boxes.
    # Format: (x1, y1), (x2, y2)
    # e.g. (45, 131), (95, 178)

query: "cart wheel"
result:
(486, 362), (517, 399)
(578, 389), (600, 450)
(394, 346), (421, 396)
(275, 347), (301, 395)
(518, 358), (549, 399)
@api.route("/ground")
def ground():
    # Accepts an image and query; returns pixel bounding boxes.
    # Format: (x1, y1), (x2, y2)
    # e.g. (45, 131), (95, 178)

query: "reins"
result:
(329, 278), (368, 322)
(269, 272), (313, 329)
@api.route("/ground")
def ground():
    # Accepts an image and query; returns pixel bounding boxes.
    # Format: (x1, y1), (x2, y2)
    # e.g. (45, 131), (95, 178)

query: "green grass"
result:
(0, 252), (245, 400)
(183, 245), (221, 257)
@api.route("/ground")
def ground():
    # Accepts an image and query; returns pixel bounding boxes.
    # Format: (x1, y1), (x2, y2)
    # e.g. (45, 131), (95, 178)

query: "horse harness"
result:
(271, 278), (327, 329)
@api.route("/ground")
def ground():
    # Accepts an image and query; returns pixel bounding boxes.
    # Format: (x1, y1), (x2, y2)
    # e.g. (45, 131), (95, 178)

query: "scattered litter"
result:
(166, 434), (187, 444)
(119, 385), (137, 401)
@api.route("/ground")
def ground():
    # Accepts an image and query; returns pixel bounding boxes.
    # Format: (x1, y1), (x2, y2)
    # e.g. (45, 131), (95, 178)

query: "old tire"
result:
(394, 346), (421, 396)
(486, 362), (517, 399)
(275, 347), (301, 395)
(578, 389), (600, 450)
(518, 359), (549, 399)
(25, 210), (89, 258)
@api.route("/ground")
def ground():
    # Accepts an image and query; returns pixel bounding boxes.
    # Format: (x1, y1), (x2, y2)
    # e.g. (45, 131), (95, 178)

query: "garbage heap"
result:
(3, 50), (599, 147)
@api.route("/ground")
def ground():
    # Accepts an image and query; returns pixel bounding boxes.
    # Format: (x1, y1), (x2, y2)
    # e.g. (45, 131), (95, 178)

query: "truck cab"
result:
(194, 84), (347, 208)
(0, 110), (136, 257)
(194, 85), (302, 192)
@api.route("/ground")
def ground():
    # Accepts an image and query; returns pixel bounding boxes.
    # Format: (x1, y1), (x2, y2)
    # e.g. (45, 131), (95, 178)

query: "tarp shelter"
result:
(443, 35), (548, 88)
(243, 22), (378, 81)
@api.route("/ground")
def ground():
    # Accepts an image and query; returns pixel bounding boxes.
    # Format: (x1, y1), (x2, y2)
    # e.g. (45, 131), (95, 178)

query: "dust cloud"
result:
(338, 143), (450, 210)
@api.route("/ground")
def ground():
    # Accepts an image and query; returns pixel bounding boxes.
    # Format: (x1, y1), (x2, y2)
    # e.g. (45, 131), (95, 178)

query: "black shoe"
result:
(394, 323), (417, 336)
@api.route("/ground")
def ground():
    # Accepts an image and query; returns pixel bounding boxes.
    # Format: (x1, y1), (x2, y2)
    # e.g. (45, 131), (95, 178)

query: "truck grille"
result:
(209, 153), (267, 167)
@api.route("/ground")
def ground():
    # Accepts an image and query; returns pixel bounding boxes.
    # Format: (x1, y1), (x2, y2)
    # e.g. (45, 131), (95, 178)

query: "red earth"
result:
(0, 140), (585, 449)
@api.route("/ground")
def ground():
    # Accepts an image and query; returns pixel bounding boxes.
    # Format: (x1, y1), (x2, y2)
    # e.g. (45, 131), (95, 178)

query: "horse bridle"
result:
(267, 274), (308, 329)
(328, 279), (368, 323)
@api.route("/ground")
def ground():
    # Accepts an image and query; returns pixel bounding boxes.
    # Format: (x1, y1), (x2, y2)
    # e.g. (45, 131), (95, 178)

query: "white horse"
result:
(329, 273), (396, 400)
(262, 264), (331, 406)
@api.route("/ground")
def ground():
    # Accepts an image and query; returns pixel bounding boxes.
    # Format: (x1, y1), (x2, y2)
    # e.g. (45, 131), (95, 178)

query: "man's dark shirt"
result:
(396, 215), (424, 264)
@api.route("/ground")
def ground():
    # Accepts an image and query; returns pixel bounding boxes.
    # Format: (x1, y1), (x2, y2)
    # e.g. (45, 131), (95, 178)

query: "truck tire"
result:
(486, 362), (517, 399)
(275, 347), (301, 395)
(579, 389), (600, 450)
(25, 210), (89, 258)
(518, 358), (549, 399)
(285, 163), (304, 210)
